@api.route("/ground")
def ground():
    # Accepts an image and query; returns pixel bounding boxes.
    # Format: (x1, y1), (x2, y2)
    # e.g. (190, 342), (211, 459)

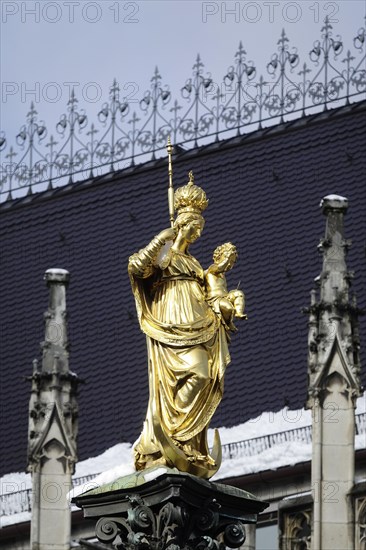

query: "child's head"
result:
(213, 242), (238, 269)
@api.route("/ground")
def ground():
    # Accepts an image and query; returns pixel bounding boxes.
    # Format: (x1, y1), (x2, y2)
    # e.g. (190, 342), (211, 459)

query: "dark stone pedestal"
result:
(72, 468), (268, 549)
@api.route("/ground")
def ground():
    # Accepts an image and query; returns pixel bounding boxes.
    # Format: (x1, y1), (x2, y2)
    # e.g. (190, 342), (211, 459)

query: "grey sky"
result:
(1, 0), (365, 145)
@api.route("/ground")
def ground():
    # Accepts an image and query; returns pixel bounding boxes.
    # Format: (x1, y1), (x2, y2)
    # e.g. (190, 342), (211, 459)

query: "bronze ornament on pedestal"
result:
(73, 468), (267, 550)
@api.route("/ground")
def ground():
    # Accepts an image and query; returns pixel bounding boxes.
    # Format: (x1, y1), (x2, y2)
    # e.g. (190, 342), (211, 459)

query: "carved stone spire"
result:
(306, 195), (362, 404)
(305, 196), (363, 550)
(28, 268), (80, 550)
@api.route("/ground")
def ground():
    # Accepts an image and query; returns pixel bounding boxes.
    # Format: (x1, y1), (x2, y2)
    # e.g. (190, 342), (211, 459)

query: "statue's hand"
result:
(207, 263), (219, 274)
(157, 227), (177, 243)
(216, 257), (230, 273)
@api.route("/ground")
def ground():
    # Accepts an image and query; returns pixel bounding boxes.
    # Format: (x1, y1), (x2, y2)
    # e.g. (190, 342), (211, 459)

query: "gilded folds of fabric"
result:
(129, 246), (231, 471)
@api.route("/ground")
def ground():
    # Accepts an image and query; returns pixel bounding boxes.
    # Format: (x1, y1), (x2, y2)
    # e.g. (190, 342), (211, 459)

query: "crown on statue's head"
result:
(174, 171), (208, 215)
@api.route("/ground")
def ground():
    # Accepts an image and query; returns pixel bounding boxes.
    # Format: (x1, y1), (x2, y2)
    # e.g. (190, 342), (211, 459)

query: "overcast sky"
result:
(1, 0), (365, 149)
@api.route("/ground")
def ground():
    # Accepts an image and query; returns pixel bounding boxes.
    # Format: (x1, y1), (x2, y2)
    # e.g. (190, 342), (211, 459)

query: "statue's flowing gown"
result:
(129, 246), (231, 467)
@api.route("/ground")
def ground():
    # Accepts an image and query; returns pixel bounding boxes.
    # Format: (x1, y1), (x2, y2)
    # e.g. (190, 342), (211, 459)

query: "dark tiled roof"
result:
(1, 101), (365, 475)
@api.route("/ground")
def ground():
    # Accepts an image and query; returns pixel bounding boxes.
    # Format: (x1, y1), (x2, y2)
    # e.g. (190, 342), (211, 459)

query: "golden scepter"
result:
(166, 136), (174, 227)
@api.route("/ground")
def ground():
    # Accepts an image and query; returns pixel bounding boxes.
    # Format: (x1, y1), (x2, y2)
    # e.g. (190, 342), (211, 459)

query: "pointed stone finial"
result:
(306, 197), (362, 405)
(317, 195), (350, 306)
(28, 268), (78, 465)
(28, 268), (80, 550)
(42, 268), (70, 373)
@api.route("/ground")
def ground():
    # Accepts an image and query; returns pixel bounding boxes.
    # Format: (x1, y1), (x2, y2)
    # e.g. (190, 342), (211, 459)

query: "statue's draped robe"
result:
(129, 247), (231, 466)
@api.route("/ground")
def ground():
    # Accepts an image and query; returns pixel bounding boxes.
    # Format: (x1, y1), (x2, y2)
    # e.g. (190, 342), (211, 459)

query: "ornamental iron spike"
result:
(1, 19), (365, 201)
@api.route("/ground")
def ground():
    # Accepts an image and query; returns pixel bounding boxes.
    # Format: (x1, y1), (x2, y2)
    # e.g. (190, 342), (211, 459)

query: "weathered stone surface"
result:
(28, 270), (80, 550)
(306, 198), (364, 550)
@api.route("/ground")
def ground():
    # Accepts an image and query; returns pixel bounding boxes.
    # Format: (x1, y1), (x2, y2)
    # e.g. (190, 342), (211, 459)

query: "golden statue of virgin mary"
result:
(128, 171), (244, 479)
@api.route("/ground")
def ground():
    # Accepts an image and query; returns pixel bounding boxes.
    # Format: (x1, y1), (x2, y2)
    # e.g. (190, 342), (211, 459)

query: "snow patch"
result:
(74, 442), (133, 478)
(356, 394), (366, 414)
(0, 511), (31, 528)
(69, 443), (134, 500)
(143, 467), (170, 482)
(0, 471), (31, 494)
(213, 440), (312, 481)
(209, 407), (312, 446)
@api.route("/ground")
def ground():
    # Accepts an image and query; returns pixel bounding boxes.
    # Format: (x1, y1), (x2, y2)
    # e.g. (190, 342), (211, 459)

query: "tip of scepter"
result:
(166, 136), (173, 154)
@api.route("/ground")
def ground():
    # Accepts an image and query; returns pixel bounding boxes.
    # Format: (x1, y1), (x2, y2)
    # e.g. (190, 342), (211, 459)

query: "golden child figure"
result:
(206, 242), (247, 331)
